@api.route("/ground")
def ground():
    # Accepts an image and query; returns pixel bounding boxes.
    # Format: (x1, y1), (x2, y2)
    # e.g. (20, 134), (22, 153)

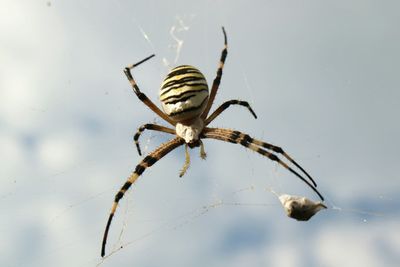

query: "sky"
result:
(1, 0), (399, 266)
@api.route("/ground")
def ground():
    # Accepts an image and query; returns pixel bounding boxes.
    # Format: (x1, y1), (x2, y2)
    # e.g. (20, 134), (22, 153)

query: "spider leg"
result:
(249, 138), (317, 187)
(201, 27), (228, 120)
(204, 128), (318, 187)
(205, 99), (257, 125)
(101, 137), (185, 257)
(124, 54), (175, 126)
(199, 140), (207, 159)
(133, 123), (175, 156)
(179, 144), (191, 177)
(203, 128), (324, 201)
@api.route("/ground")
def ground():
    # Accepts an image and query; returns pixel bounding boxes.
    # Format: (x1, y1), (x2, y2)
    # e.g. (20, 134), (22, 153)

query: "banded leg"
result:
(203, 128), (324, 201)
(201, 27), (228, 120)
(124, 54), (175, 126)
(205, 99), (257, 125)
(133, 123), (175, 156)
(101, 137), (185, 257)
(204, 127), (318, 187)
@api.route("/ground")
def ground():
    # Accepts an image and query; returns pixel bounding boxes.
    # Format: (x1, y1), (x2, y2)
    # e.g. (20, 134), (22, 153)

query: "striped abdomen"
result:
(159, 65), (209, 122)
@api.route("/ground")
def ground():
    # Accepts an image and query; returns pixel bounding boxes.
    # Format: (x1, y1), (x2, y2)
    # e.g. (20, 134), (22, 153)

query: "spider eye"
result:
(159, 65), (209, 122)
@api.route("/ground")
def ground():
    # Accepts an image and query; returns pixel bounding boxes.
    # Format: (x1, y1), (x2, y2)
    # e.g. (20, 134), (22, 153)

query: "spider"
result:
(101, 27), (324, 257)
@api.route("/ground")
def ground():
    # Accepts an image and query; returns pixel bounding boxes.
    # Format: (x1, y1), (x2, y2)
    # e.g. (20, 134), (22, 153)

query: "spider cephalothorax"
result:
(101, 27), (324, 257)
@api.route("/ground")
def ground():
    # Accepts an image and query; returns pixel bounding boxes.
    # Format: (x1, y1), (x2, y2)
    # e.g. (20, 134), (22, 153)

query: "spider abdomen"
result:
(159, 65), (209, 122)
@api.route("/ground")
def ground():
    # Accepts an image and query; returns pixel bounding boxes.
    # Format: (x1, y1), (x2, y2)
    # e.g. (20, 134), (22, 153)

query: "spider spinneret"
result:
(101, 27), (324, 257)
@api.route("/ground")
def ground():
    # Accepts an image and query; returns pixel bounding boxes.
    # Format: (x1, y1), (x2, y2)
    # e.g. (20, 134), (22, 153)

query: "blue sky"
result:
(1, 1), (399, 266)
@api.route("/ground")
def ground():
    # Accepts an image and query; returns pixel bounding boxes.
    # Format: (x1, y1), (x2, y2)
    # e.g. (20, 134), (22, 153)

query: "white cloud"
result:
(266, 243), (302, 267)
(314, 220), (400, 267)
(1, 1), (400, 267)
(37, 133), (80, 171)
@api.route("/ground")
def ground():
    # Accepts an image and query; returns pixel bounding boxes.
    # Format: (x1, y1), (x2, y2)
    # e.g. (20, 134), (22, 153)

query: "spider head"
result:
(188, 140), (201, 148)
(159, 65), (209, 122)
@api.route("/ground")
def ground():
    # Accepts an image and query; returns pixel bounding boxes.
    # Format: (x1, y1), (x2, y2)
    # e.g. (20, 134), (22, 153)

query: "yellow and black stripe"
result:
(101, 137), (185, 257)
(203, 127), (324, 201)
(201, 26), (228, 119)
(124, 54), (175, 126)
(159, 65), (209, 122)
(205, 99), (257, 125)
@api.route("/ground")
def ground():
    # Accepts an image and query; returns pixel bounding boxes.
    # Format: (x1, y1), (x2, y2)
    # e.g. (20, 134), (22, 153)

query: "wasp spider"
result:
(101, 27), (324, 257)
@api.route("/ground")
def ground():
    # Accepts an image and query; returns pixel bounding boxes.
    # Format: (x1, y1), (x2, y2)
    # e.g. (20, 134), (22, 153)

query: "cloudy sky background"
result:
(1, 0), (399, 266)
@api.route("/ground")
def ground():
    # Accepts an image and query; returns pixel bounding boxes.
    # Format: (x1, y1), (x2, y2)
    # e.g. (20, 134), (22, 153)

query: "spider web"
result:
(93, 14), (388, 266)
(2, 1), (399, 267)
(95, 16), (279, 263)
